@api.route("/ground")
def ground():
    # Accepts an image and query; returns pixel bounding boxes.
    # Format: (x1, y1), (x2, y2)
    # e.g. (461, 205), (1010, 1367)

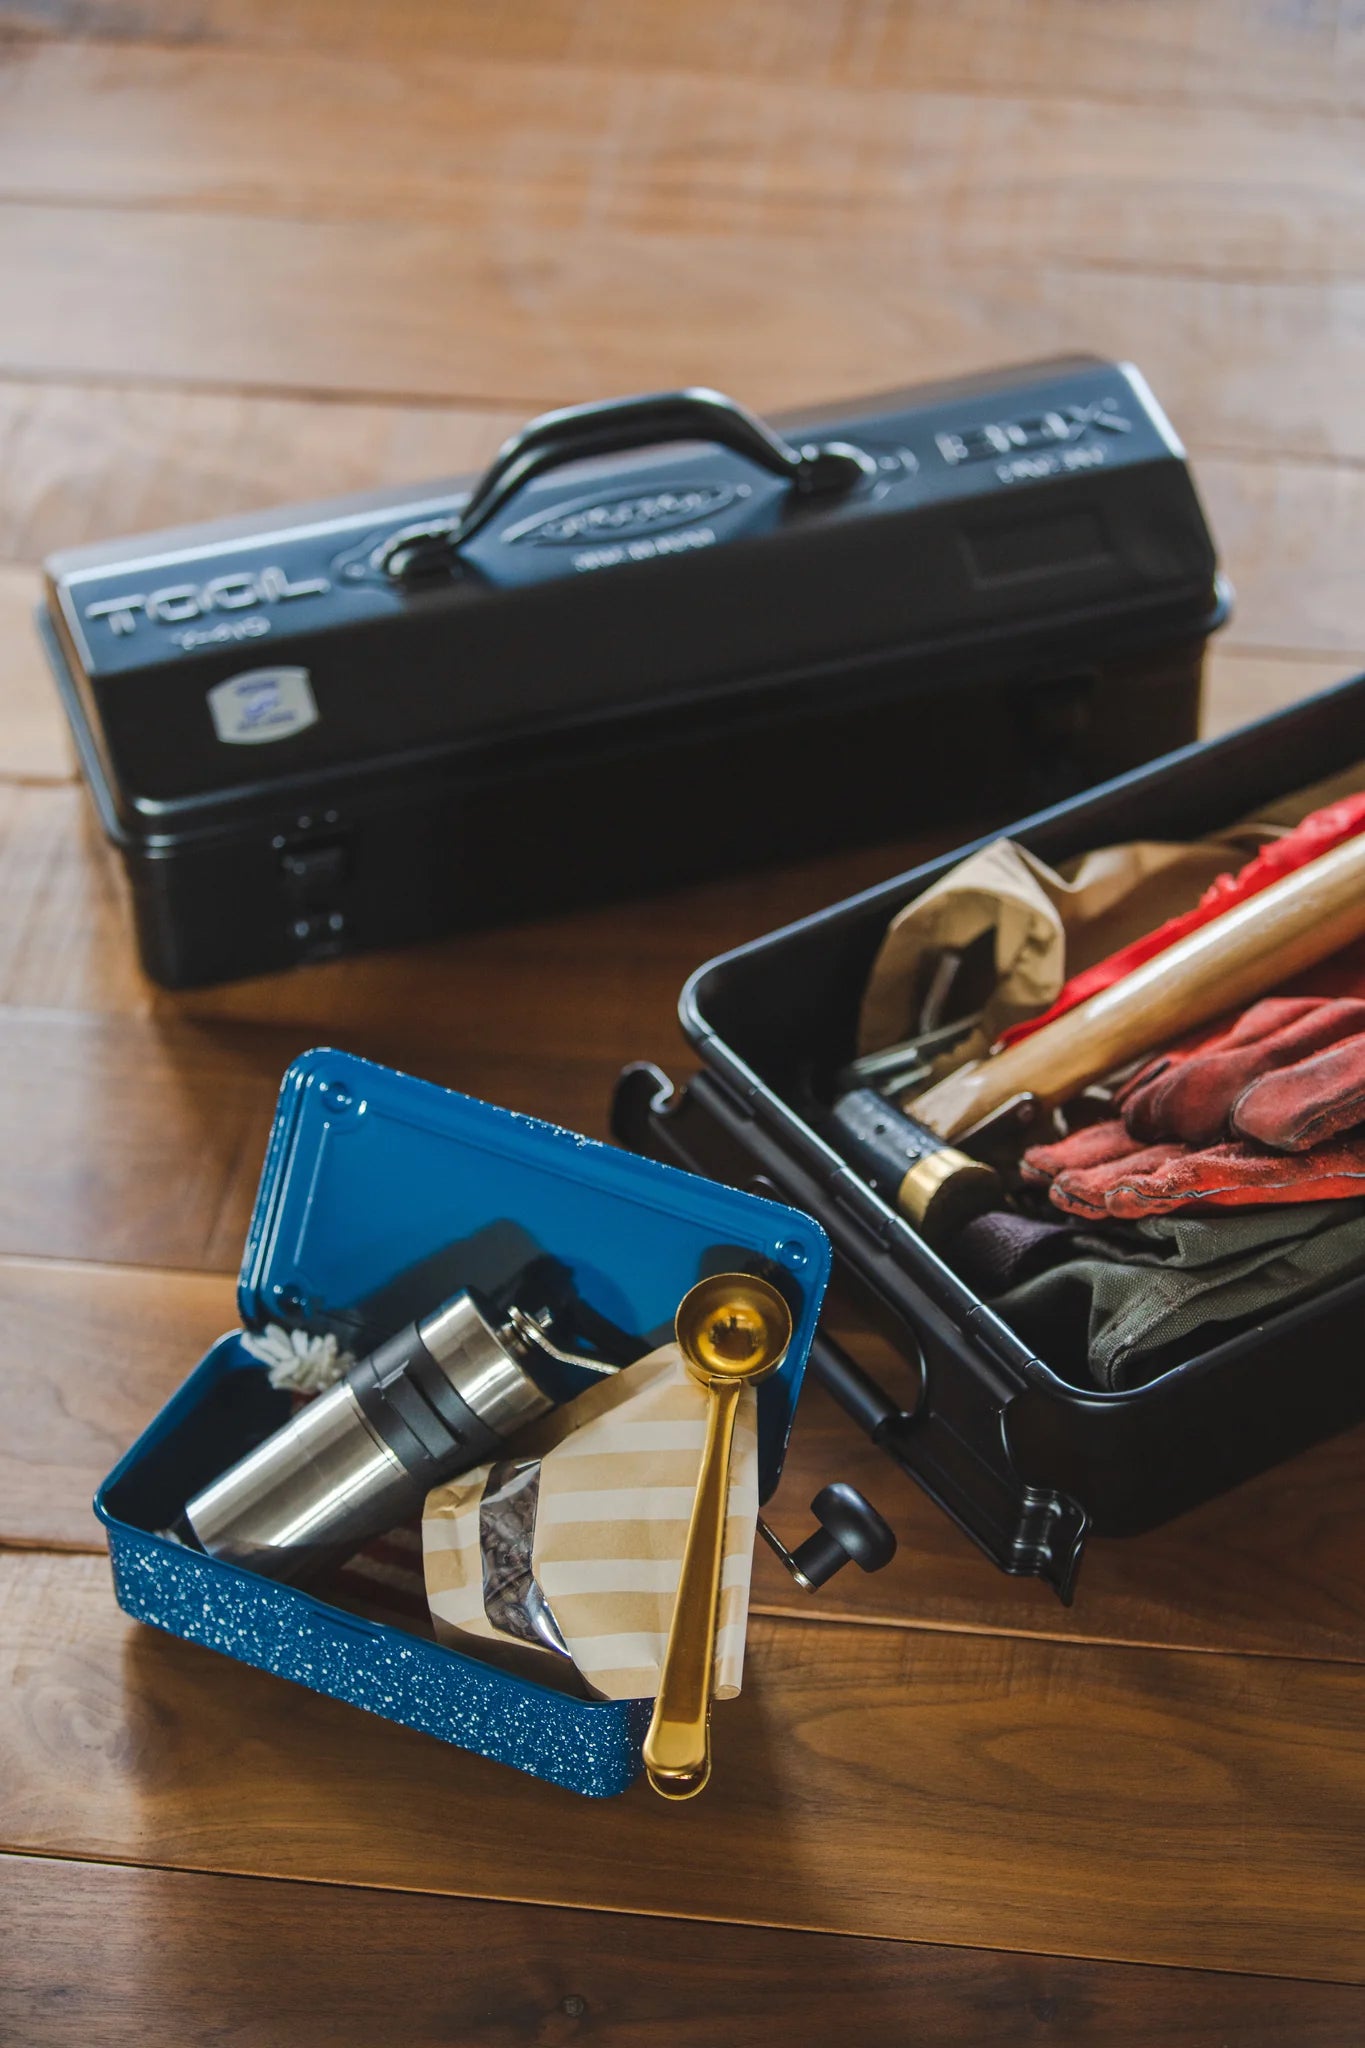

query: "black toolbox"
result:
(40, 358), (1225, 988)
(613, 673), (1365, 1601)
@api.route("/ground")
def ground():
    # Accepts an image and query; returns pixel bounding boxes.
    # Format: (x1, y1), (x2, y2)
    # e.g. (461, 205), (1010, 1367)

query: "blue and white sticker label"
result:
(207, 667), (318, 745)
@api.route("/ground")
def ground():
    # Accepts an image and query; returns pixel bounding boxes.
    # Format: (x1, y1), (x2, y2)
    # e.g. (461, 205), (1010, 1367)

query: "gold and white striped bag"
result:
(422, 1343), (758, 1700)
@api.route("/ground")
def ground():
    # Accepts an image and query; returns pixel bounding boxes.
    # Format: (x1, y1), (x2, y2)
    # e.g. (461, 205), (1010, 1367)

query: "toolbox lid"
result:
(239, 1048), (831, 1499)
(43, 356), (1225, 842)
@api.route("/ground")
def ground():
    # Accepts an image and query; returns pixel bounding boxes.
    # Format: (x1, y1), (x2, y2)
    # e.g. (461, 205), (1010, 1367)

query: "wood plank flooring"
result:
(1, 3), (1363, 2039)
(9, 1856), (1365, 2048)
(7, 1552), (1365, 1982)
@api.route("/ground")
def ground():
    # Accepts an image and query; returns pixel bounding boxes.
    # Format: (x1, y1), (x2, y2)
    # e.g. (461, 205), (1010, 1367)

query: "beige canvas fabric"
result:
(423, 1342), (758, 1701)
(857, 834), (1264, 1061)
(857, 761), (1365, 1069)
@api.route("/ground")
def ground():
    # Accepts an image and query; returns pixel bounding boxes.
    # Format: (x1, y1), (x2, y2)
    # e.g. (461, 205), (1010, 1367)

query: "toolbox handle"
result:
(377, 388), (873, 580)
(807, 1328), (919, 1441)
(610, 1062), (1092, 1603)
(810, 1324), (1089, 1604)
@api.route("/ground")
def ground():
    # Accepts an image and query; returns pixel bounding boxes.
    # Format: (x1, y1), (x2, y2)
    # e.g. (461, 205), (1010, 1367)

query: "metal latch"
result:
(278, 832), (349, 952)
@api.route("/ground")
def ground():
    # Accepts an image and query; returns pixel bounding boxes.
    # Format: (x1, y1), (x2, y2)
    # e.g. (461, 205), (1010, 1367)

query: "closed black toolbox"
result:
(613, 673), (1365, 1601)
(40, 358), (1225, 988)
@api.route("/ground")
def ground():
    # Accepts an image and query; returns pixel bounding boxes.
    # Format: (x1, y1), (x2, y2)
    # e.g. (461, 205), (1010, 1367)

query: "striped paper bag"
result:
(422, 1343), (758, 1700)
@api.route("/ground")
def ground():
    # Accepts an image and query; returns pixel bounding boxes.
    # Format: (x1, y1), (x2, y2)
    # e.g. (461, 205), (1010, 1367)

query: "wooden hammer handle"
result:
(910, 829), (1365, 1142)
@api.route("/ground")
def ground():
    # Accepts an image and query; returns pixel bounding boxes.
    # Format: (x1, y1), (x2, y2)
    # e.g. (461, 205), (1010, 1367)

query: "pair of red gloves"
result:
(1024, 996), (1365, 1219)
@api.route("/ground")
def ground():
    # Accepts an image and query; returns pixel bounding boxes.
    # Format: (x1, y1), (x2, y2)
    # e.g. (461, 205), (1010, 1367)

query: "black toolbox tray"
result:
(613, 672), (1365, 1601)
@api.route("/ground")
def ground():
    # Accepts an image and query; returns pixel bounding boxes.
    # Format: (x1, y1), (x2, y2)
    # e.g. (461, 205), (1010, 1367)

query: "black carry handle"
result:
(609, 1064), (1090, 1602)
(377, 387), (873, 581)
(808, 1326), (1088, 1604)
(806, 1327), (919, 1440)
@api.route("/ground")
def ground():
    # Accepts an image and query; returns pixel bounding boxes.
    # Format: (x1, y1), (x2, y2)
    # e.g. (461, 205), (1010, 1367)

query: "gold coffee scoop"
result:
(643, 1273), (792, 1801)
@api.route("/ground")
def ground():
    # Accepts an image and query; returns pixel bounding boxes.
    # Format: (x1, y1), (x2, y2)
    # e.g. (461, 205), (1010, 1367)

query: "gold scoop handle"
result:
(643, 1376), (743, 1800)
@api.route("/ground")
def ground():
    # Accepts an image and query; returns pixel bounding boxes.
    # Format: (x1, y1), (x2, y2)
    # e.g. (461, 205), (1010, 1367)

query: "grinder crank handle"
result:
(758, 1483), (897, 1589)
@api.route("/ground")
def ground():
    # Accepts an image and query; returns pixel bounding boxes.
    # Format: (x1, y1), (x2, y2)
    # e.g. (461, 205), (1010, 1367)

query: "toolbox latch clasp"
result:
(277, 823), (351, 957)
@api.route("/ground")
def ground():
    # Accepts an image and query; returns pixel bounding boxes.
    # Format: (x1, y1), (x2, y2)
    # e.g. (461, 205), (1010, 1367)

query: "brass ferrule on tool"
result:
(828, 1087), (1000, 1244)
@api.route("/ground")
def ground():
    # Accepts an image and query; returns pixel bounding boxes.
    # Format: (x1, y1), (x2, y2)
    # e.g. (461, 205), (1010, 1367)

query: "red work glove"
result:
(1022, 1119), (1365, 1219)
(1117, 997), (1365, 1152)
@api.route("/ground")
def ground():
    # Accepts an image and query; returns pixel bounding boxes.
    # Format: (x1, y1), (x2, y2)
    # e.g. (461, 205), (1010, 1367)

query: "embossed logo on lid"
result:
(500, 481), (748, 547)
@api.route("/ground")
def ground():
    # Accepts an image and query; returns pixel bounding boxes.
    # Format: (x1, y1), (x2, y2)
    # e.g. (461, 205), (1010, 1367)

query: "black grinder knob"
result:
(777, 1482), (898, 1590)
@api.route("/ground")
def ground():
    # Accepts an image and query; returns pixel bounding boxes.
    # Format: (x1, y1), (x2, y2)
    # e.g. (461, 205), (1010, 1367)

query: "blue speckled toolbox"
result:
(95, 1047), (831, 1797)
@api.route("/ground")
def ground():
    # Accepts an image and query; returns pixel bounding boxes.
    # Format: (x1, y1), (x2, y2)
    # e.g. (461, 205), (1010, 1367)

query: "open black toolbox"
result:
(613, 671), (1365, 1602)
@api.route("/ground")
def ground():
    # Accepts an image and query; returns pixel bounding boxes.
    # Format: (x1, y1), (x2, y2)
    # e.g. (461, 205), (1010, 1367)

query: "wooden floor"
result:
(2, 4), (1364, 2041)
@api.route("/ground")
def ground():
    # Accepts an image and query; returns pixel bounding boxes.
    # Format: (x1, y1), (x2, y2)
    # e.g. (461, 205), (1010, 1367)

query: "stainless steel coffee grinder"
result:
(181, 1289), (612, 1584)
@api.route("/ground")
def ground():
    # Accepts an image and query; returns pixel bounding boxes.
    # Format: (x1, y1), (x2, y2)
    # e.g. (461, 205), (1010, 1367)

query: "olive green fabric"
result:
(990, 1199), (1365, 1390)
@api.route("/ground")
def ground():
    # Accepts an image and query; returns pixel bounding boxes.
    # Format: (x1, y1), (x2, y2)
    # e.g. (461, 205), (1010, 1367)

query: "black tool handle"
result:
(831, 1087), (949, 1198)
(378, 388), (870, 579)
(828, 1088), (1000, 1243)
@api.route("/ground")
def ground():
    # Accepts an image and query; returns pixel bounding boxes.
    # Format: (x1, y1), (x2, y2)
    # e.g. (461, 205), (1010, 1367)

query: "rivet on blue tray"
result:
(319, 1079), (353, 1109)
(776, 1238), (810, 1268)
(272, 1283), (306, 1314)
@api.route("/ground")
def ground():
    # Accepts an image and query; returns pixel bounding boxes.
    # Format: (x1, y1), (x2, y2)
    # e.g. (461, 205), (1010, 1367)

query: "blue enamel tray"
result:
(95, 1049), (831, 1796)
